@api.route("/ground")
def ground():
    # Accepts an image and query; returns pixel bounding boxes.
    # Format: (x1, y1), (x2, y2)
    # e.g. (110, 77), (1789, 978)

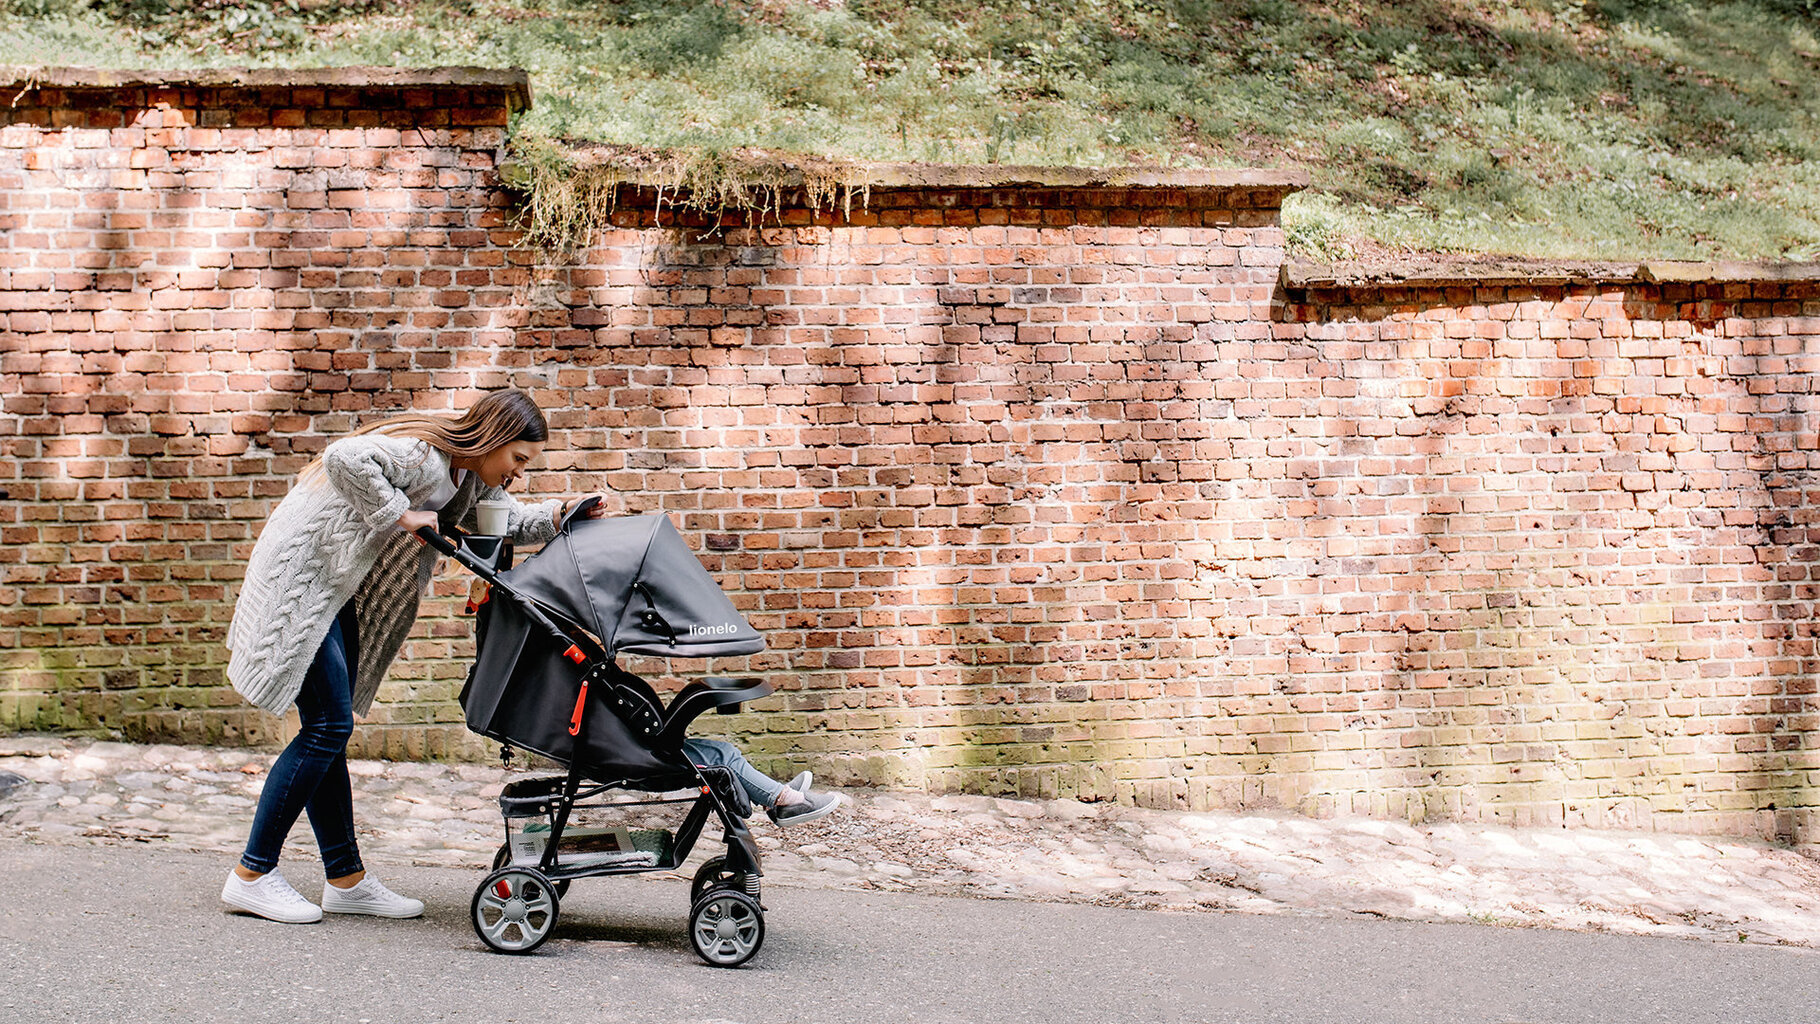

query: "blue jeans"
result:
(240, 610), (364, 878)
(682, 738), (783, 810)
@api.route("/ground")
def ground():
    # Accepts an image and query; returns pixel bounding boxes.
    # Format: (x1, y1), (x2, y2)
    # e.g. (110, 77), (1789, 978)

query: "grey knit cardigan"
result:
(226, 433), (562, 716)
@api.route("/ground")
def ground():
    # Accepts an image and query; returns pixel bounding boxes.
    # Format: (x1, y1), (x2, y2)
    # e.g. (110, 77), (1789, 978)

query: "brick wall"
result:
(0, 69), (529, 756)
(1273, 272), (1820, 841)
(4, 69), (1819, 842)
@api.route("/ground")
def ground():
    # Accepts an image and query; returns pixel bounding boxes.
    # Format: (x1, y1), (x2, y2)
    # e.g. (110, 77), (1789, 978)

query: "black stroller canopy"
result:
(502, 513), (765, 659)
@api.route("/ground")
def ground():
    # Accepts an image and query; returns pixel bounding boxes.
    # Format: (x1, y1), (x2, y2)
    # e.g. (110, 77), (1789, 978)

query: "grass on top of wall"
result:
(3, 0), (1818, 262)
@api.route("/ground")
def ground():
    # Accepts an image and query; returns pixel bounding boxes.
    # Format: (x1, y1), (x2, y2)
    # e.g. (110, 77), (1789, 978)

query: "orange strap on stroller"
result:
(564, 649), (591, 735)
(568, 679), (589, 736)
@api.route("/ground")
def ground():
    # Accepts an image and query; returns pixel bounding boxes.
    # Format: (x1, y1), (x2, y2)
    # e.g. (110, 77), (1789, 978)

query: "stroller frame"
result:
(421, 527), (775, 967)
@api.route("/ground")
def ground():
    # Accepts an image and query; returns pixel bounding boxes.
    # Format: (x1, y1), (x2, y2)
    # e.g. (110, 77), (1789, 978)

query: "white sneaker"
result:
(221, 870), (322, 924)
(321, 876), (424, 919)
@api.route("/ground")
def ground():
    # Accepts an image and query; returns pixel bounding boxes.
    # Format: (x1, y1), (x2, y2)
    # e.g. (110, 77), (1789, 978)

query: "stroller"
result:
(418, 501), (775, 967)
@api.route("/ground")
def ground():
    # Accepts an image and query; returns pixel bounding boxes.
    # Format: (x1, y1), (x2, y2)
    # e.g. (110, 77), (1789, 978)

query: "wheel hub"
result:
(505, 897), (528, 922)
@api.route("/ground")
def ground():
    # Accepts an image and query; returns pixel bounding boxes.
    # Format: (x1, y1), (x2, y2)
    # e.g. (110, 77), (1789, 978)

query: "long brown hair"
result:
(299, 389), (548, 482)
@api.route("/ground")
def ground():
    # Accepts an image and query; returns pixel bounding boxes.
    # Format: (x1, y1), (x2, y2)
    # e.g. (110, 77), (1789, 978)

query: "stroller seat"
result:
(589, 663), (773, 752)
(577, 664), (772, 816)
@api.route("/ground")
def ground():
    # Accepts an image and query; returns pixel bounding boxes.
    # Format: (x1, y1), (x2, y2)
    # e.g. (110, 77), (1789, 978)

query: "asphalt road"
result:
(3, 838), (1817, 1024)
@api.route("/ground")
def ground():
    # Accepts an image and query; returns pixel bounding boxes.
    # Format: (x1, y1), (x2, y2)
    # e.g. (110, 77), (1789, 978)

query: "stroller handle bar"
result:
(415, 524), (492, 577)
(416, 525), (600, 662)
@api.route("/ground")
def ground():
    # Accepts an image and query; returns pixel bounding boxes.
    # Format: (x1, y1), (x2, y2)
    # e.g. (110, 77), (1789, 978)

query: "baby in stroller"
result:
(681, 738), (843, 826)
(428, 505), (842, 965)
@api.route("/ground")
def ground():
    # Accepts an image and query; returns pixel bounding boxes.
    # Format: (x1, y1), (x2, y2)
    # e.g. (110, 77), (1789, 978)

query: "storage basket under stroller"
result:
(421, 506), (777, 966)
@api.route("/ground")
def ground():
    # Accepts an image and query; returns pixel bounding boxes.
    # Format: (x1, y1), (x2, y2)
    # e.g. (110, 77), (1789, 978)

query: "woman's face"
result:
(476, 440), (543, 490)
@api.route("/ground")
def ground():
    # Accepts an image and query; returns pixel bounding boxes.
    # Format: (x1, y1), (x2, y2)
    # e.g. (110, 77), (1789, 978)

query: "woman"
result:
(221, 388), (604, 924)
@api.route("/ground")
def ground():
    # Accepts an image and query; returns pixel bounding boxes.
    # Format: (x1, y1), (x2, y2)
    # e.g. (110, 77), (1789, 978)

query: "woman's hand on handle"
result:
(396, 508), (440, 542)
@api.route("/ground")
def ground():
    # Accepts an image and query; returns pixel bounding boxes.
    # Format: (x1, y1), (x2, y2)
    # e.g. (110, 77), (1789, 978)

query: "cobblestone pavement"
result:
(6, 734), (1820, 948)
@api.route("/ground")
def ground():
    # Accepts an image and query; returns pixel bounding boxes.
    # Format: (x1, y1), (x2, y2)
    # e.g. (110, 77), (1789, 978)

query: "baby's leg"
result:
(681, 738), (786, 808)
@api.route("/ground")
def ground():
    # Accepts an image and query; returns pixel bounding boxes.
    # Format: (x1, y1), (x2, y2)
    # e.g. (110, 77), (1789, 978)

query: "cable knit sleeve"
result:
(321, 435), (428, 531)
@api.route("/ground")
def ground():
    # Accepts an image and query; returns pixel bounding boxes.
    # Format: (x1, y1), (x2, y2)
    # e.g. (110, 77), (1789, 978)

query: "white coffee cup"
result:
(475, 499), (511, 536)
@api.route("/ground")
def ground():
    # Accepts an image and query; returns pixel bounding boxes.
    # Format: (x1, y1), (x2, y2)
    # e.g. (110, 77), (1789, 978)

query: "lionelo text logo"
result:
(689, 623), (740, 637)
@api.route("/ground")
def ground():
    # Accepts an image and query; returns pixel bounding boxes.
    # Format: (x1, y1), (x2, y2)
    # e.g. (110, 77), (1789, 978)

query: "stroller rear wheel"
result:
(688, 889), (765, 968)
(472, 867), (561, 955)
(491, 842), (571, 897)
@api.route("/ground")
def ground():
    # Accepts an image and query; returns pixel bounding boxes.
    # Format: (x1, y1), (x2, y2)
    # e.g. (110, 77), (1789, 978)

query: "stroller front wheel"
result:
(690, 855), (755, 904)
(689, 889), (765, 968)
(472, 867), (561, 955)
